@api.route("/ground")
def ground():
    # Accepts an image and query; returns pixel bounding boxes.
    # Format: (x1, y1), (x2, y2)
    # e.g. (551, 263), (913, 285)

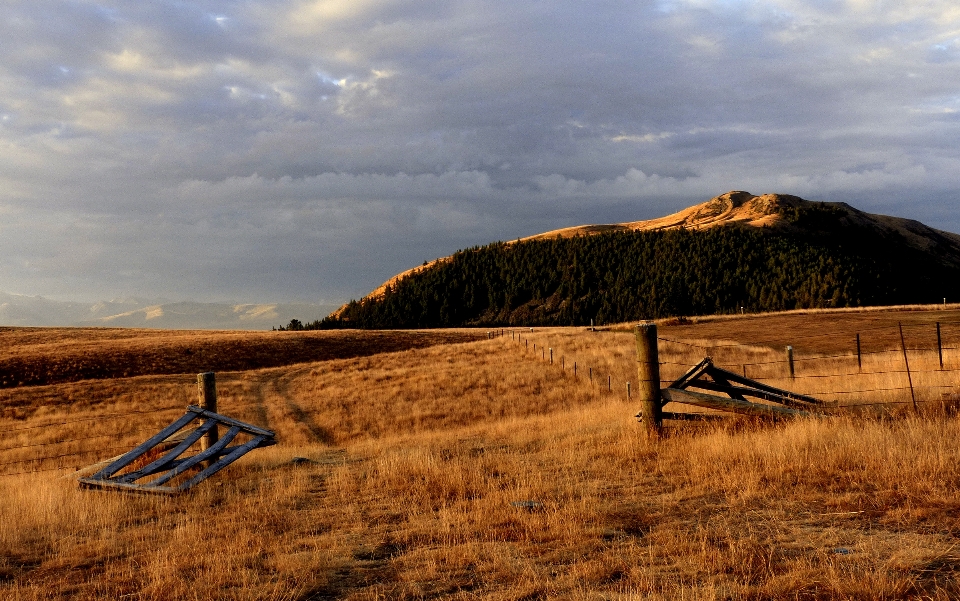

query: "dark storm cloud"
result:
(1, 0), (960, 303)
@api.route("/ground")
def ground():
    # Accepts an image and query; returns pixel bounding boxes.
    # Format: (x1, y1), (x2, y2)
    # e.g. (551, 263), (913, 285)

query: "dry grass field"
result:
(3, 308), (960, 599)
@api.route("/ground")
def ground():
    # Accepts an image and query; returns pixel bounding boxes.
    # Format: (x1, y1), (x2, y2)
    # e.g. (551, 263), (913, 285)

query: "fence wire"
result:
(0, 404), (181, 435)
(504, 321), (960, 416)
(0, 404), (185, 477)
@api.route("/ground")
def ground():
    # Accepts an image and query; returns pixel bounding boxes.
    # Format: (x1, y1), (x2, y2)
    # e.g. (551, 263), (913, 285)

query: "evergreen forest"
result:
(314, 213), (960, 329)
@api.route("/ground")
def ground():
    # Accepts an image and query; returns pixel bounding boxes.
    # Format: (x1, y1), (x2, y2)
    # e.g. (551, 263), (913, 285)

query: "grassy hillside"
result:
(323, 214), (960, 328)
(0, 328), (480, 389)
(4, 310), (960, 598)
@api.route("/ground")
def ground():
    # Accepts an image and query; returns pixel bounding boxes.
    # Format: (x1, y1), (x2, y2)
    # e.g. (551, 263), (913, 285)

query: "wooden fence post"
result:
(197, 372), (219, 461)
(549, 348), (553, 365)
(636, 323), (662, 435)
(856, 333), (862, 372)
(786, 346), (795, 379)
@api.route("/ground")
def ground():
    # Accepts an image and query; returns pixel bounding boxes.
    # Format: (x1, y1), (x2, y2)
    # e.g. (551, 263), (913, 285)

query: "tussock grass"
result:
(3, 314), (960, 598)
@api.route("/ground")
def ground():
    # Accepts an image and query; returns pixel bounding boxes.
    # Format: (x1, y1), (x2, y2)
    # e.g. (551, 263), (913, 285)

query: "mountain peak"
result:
(524, 191), (810, 241)
(718, 190), (755, 206)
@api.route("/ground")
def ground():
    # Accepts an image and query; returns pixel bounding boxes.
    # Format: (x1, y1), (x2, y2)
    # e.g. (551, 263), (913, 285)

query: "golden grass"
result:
(3, 313), (960, 599)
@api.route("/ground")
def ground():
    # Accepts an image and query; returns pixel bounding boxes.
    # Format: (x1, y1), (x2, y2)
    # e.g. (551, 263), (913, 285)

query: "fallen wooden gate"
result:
(79, 405), (276, 494)
(639, 357), (834, 423)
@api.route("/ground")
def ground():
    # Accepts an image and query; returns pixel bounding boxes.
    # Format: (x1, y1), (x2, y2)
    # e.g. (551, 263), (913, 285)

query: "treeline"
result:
(310, 218), (960, 329)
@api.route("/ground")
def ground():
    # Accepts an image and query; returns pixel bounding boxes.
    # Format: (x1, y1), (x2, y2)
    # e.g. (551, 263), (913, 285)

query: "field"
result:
(3, 308), (960, 599)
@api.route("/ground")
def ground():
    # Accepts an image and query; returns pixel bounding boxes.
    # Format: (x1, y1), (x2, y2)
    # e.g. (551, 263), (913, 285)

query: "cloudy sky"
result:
(2, 1), (960, 304)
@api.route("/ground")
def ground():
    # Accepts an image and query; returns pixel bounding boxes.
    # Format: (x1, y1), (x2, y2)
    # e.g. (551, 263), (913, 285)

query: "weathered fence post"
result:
(786, 346), (795, 379)
(635, 322), (662, 435)
(197, 372), (219, 462)
(627, 382), (631, 399)
(856, 333), (862, 372)
(549, 348), (553, 365)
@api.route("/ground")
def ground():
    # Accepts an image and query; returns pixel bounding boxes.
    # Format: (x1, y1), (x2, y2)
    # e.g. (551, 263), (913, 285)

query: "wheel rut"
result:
(260, 366), (336, 446)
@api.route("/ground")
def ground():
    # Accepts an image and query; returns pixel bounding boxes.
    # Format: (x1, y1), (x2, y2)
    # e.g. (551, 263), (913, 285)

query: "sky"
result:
(2, 0), (960, 304)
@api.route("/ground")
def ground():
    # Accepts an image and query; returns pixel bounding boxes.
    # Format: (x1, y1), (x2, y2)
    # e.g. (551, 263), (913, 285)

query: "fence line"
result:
(0, 404), (186, 477)
(0, 432), (118, 453)
(654, 356), (939, 379)
(0, 405), (182, 435)
(0, 464), (93, 478)
(657, 342), (953, 361)
(0, 384), (220, 478)
(0, 444), (135, 473)
(508, 329), (628, 400)
(509, 322), (960, 416)
(658, 320), (960, 350)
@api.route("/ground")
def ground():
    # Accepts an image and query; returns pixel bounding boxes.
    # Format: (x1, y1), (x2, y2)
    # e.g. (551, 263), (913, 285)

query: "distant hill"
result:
(0, 293), (337, 330)
(322, 191), (960, 328)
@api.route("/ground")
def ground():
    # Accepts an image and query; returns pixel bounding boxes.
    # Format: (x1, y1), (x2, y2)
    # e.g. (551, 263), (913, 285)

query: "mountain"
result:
(323, 191), (960, 328)
(0, 292), (337, 330)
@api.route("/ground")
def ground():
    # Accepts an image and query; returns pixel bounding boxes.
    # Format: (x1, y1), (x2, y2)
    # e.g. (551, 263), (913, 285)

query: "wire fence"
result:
(498, 320), (960, 414)
(0, 404), (184, 478)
